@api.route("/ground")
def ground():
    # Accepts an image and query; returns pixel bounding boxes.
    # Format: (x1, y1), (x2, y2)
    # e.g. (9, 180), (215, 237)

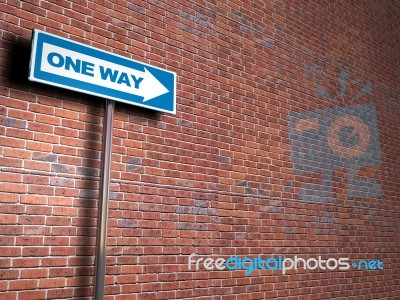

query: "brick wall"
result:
(1, 0), (399, 299)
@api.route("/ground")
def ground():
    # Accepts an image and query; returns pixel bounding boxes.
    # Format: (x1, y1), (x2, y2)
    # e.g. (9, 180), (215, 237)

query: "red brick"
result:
(26, 141), (52, 152)
(40, 257), (67, 267)
(0, 214), (17, 224)
(0, 157), (23, 168)
(7, 109), (34, 121)
(20, 269), (48, 279)
(17, 290), (46, 300)
(9, 280), (38, 291)
(0, 281), (7, 292)
(23, 175), (49, 185)
(46, 288), (73, 299)
(20, 195), (47, 205)
(0, 292), (16, 300)
(15, 237), (43, 246)
(23, 160), (51, 172)
(28, 122), (53, 133)
(34, 132), (60, 144)
(0, 173), (22, 183)
(0, 136), (25, 148)
(18, 215), (45, 225)
(0, 269), (18, 280)
(38, 278), (66, 288)
(3, 148), (30, 159)
(35, 114), (61, 126)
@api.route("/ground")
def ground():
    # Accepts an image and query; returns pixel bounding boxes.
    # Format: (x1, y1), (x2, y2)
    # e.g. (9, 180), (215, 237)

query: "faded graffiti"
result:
(288, 71), (382, 202)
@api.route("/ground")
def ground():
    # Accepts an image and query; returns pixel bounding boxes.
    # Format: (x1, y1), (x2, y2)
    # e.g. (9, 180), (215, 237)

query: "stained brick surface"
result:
(0, 0), (399, 299)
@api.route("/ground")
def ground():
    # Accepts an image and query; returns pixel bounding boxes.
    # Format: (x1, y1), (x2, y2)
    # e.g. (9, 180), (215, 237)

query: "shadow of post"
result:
(4, 37), (102, 299)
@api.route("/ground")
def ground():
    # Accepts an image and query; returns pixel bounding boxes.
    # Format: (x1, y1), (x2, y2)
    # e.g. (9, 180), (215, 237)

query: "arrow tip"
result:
(142, 67), (169, 102)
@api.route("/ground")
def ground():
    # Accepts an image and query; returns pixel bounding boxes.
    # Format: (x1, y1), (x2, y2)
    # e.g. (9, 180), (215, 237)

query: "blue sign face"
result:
(28, 30), (176, 114)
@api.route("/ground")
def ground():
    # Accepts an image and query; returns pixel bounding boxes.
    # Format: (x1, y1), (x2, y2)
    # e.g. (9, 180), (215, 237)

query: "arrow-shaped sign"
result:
(29, 30), (176, 113)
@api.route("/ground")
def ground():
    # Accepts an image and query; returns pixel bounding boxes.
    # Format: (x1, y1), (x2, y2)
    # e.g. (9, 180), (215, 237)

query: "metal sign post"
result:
(93, 99), (115, 300)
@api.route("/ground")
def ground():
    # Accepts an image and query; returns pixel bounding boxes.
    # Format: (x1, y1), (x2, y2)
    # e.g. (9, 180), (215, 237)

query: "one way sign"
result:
(29, 30), (176, 114)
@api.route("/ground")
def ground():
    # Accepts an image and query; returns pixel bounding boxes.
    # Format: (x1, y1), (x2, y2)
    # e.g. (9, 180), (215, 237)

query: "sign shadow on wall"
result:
(4, 38), (105, 289)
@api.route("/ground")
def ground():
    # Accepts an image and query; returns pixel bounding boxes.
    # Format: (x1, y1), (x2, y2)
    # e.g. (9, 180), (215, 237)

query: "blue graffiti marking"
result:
(289, 70), (382, 202)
